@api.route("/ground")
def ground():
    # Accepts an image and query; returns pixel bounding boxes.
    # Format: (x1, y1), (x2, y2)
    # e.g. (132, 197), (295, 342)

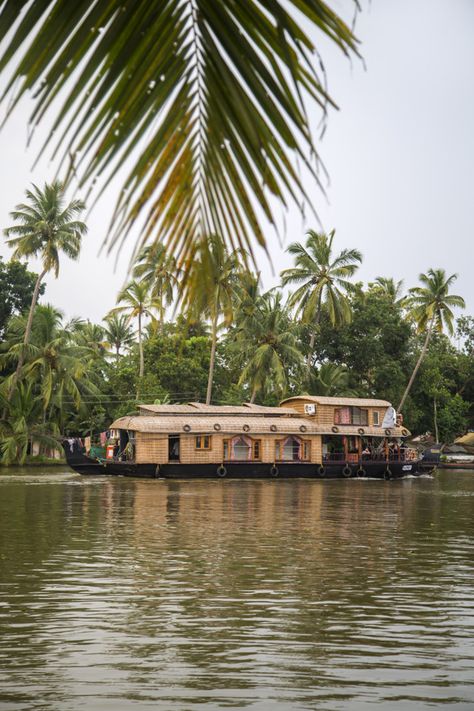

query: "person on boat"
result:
(362, 445), (371, 459)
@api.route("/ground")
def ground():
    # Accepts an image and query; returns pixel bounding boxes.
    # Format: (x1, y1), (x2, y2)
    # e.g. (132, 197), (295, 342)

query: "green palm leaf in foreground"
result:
(0, 1), (357, 264)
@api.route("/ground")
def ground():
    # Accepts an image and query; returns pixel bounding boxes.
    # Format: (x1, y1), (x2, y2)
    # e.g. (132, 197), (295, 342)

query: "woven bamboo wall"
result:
(135, 433), (168, 464)
(136, 432), (323, 464)
(282, 398), (386, 429)
(318, 404), (386, 427)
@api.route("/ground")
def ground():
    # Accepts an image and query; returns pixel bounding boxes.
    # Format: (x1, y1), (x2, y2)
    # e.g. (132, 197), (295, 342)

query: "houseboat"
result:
(64, 396), (431, 479)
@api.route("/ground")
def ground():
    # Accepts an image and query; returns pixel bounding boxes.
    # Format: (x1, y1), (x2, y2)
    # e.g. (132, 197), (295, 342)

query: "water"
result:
(0, 468), (473, 710)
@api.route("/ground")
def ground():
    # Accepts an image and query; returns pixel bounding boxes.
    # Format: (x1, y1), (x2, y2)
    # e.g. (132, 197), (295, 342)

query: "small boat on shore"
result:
(64, 396), (433, 480)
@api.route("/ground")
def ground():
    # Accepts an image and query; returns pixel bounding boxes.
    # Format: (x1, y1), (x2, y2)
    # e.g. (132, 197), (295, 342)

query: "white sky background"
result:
(0, 0), (473, 323)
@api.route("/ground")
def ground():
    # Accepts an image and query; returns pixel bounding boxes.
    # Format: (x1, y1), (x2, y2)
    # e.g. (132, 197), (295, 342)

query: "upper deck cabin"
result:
(279, 396), (406, 435)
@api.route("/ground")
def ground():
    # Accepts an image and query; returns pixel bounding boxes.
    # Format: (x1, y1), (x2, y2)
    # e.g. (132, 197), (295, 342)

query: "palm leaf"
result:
(0, 0), (358, 267)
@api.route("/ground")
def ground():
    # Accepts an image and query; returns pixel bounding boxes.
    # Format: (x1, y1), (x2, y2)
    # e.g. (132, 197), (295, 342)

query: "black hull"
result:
(65, 452), (430, 480)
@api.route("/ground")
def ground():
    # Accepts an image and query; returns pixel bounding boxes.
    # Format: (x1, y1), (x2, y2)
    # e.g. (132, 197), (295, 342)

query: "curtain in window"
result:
(281, 436), (303, 460)
(335, 407), (351, 424)
(231, 435), (252, 460)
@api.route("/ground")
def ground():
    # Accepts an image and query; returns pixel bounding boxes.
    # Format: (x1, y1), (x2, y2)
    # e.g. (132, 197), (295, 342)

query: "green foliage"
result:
(308, 363), (357, 397)
(144, 334), (211, 402)
(436, 395), (469, 444)
(234, 290), (303, 402)
(315, 287), (412, 404)
(0, 258), (45, 339)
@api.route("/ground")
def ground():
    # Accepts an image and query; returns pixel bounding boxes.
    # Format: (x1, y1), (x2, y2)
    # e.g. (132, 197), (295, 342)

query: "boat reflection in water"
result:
(1, 471), (473, 710)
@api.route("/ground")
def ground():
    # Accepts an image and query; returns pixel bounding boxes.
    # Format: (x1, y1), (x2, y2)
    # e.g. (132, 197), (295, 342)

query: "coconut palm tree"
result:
(3, 181), (87, 396)
(110, 280), (157, 382)
(132, 244), (179, 326)
(281, 229), (362, 373)
(372, 276), (406, 307)
(181, 234), (243, 404)
(0, 2), (358, 268)
(71, 321), (107, 362)
(0, 382), (59, 465)
(309, 362), (357, 397)
(236, 290), (302, 403)
(0, 304), (101, 434)
(397, 269), (465, 412)
(103, 313), (135, 363)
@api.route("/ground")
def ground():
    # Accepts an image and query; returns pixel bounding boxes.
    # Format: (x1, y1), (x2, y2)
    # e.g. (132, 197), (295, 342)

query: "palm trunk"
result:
(136, 311), (144, 399)
(306, 296), (322, 375)
(433, 396), (439, 443)
(250, 384), (258, 404)
(206, 314), (218, 405)
(398, 319), (434, 412)
(115, 345), (120, 364)
(306, 330), (316, 372)
(7, 268), (47, 402)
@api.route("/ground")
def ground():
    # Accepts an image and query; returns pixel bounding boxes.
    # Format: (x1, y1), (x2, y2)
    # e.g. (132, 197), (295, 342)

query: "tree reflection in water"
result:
(0, 471), (473, 709)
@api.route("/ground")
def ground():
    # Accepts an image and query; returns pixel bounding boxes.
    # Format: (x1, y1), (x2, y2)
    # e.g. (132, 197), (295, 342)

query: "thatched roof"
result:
(138, 402), (296, 416)
(280, 395), (391, 408)
(454, 432), (474, 448)
(111, 415), (409, 438)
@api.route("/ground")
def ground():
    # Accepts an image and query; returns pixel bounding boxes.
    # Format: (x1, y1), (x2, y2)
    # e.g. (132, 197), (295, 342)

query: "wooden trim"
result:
(302, 439), (311, 461)
(195, 434), (212, 451)
(252, 439), (262, 461)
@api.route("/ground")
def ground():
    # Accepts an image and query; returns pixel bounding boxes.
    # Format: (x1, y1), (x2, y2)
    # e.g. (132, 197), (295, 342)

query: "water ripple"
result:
(0, 470), (473, 709)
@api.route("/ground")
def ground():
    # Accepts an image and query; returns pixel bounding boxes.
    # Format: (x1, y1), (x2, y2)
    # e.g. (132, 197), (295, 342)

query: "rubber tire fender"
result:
(270, 464), (279, 478)
(217, 465), (227, 478)
(318, 465), (326, 478)
(342, 464), (352, 478)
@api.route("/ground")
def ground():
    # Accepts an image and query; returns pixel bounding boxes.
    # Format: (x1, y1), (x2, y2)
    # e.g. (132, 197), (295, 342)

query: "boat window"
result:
(195, 435), (211, 450)
(334, 407), (368, 426)
(373, 411), (380, 426)
(252, 440), (261, 460)
(223, 439), (229, 459)
(230, 435), (252, 460)
(277, 436), (306, 461)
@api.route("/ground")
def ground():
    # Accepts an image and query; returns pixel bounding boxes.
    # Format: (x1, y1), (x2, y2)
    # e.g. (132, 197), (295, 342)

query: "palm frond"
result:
(0, 0), (358, 266)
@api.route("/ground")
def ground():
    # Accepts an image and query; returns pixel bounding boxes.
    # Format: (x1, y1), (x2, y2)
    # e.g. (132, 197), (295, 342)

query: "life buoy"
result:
(217, 465), (227, 478)
(318, 465), (326, 477)
(183, 424), (191, 432)
(385, 428), (392, 436)
(270, 464), (279, 477)
(343, 464), (352, 478)
(384, 466), (392, 480)
(401, 428), (409, 437)
(331, 426), (339, 433)
(357, 466), (366, 477)
(243, 424), (250, 432)
(213, 423), (221, 431)
(358, 428), (365, 435)
(299, 424), (307, 433)
(270, 424), (278, 432)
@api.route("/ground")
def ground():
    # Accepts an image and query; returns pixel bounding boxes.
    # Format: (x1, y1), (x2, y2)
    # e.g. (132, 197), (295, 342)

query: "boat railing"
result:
(324, 447), (419, 464)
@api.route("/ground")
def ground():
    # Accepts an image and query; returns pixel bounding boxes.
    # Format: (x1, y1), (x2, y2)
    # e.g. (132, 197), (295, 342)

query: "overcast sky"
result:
(0, 0), (473, 323)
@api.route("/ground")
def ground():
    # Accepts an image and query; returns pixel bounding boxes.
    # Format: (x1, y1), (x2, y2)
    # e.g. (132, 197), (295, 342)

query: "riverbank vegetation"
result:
(0, 185), (471, 464)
